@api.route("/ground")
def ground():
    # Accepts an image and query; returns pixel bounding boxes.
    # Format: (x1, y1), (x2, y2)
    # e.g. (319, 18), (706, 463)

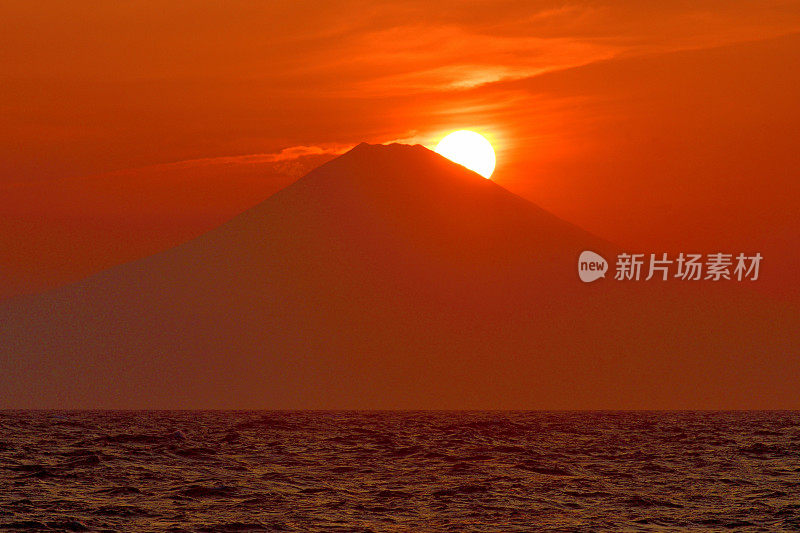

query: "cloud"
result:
(150, 144), (354, 170)
(3, 1), (799, 183)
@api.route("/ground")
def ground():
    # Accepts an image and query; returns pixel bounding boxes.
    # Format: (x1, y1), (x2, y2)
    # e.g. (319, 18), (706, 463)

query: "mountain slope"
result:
(1, 143), (796, 408)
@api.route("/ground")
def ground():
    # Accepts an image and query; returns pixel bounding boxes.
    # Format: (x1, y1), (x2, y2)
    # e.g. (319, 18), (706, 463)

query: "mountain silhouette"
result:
(1, 143), (796, 408)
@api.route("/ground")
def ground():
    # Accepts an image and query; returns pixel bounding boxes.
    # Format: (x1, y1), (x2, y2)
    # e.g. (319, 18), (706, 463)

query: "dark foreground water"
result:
(1, 411), (799, 532)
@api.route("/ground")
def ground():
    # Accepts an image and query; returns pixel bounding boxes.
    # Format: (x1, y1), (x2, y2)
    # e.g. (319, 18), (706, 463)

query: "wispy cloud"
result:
(152, 144), (354, 170)
(2, 1), (799, 183)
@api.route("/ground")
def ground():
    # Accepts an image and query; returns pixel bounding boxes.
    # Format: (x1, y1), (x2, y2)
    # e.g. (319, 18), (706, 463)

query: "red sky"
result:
(2, 1), (799, 300)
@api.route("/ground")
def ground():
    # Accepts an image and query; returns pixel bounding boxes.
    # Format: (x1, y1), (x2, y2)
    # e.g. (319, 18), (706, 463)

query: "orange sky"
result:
(2, 1), (799, 300)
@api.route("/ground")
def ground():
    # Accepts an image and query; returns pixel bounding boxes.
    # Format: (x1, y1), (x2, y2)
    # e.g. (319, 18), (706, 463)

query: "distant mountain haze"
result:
(1, 144), (796, 409)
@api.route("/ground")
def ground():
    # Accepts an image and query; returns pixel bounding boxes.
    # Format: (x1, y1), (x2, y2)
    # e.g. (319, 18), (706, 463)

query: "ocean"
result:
(1, 411), (798, 531)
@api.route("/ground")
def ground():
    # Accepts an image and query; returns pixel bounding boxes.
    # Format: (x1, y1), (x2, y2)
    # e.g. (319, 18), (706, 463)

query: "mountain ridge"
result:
(1, 143), (796, 409)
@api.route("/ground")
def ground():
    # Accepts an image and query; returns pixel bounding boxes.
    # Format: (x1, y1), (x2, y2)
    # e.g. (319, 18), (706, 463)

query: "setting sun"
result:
(435, 130), (496, 179)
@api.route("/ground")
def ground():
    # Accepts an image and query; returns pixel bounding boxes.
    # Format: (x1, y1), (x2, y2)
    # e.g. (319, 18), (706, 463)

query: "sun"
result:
(435, 130), (496, 179)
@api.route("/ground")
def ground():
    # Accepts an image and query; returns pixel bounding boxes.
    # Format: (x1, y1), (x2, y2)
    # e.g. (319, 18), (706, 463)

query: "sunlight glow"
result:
(434, 130), (496, 178)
